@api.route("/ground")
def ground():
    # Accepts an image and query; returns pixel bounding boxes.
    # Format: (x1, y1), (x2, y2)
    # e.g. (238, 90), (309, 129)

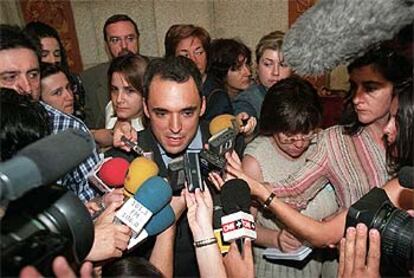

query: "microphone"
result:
(0, 129), (94, 202)
(209, 114), (241, 135)
(398, 166), (414, 189)
(200, 114), (242, 176)
(128, 204), (175, 249)
(97, 157), (130, 188)
(115, 176), (172, 235)
(220, 179), (256, 252)
(213, 203), (230, 254)
(123, 157), (159, 198)
(282, 0), (414, 75)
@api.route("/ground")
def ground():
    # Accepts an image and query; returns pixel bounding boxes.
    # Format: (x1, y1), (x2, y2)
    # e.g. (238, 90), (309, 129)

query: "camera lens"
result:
(378, 208), (414, 272)
(346, 187), (414, 275)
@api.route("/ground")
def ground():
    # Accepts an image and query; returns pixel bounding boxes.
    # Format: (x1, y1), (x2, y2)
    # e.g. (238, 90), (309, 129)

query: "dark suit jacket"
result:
(80, 62), (110, 129)
(105, 122), (211, 276)
(105, 121), (244, 277)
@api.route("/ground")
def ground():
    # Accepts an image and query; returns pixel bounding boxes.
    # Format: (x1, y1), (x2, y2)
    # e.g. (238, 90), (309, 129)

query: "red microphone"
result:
(97, 157), (130, 188)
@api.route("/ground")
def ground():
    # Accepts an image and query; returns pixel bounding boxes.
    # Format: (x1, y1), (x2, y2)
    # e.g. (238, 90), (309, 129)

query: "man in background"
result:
(0, 24), (99, 203)
(81, 14), (140, 129)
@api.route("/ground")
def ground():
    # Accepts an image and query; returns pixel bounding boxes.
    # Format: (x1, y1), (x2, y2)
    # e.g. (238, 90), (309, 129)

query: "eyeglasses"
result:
(278, 131), (318, 144)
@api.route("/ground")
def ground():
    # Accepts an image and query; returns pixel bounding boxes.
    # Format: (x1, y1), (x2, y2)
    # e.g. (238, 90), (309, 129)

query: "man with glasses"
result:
(81, 14), (141, 129)
(0, 24), (100, 203)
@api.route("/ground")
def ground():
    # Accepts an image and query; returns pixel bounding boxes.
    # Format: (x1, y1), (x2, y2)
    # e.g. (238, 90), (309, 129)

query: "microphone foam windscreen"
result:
(209, 114), (241, 135)
(124, 157), (159, 198)
(144, 204), (175, 236)
(283, 0), (414, 75)
(398, 166), (414, 189)
(98, 157), (129, 187)
(135, 176), (172, 214)
(17, 129), (94, 184)
(221, 179), (251, 214)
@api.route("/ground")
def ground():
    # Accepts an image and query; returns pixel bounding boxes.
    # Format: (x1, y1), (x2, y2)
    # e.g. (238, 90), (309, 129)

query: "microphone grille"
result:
(221, 179), (251, 214)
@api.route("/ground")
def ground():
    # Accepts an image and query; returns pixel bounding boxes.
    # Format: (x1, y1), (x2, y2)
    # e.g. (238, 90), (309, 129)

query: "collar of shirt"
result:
(158, 126), (203, 166)
(258, 83), (267, 97)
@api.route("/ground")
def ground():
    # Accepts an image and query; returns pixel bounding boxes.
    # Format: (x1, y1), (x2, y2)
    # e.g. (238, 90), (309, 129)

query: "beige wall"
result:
(0, 0), (24, 26)
(0, 0), (347, 90)
(71, 0), (289, 69)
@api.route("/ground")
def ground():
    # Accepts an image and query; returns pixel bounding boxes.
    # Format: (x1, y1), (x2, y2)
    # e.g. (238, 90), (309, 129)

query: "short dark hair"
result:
(102, 256), (162, 277)
(40, 62), (71, 82)
(143, 56), (202, 100)
(387, 78), (414, 174)
(24, 21), (69, 70)
(103, 14), (140, 42)
(341, 44), (412, 135)
(164, 24), (211, 57)
(259, 76), (323, 136)
(0, 88), (51, 161)
(107, 52), (148, 95)
(207, 38), (251, 87)
(0, 24), (40, 61)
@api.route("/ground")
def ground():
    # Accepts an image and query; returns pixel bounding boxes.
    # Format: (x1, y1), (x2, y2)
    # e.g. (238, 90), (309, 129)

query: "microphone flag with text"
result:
(115, 176), (173, 239)
(220, 179), (256, 249)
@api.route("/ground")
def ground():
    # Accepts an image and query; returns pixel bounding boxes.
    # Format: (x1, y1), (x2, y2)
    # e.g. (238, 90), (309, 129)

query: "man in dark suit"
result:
(111, 56), (208, 276)
(81, 14), (140, 129)
(111, 54), (256, 276)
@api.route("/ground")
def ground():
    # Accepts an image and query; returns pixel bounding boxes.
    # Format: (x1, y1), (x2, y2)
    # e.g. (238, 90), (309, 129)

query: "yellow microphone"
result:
(123, 157), (159, 198)
(208, 114), (242, 135)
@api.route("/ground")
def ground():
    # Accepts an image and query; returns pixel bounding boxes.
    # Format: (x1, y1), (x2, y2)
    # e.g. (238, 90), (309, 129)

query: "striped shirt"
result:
(42, 101), (101, 202)
(272, 125), (389, 209)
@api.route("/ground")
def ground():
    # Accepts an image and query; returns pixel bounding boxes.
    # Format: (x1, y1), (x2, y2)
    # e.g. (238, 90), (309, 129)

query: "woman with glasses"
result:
(242, 76), (338, 277)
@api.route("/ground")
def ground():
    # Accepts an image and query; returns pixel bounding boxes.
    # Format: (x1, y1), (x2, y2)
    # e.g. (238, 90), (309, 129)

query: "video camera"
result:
(1, 185), (94, 276)
(345, 187), (413, 276)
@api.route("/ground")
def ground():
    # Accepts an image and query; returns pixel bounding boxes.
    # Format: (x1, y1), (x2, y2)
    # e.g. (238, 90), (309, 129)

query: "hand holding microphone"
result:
(236, 112), (257, 137)
(128, 204), (176, 249)
(112, 120), (137, 152)
(87, 201), (131, 262)
(209, 113), (256, 137)
(185, 186), (228, 278)
(185, 186), (215, 242)
(223, 239), (254, 278)
(220, 179), (257, 252)
(115, 176), (172, 237)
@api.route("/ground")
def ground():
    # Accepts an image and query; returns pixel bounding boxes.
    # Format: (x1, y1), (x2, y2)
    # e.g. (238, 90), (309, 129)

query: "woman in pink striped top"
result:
(211, 44), (412, 247)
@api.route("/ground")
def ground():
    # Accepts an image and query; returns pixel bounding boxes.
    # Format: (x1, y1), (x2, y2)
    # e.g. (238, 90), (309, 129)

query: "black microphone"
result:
(282, 0), (414, 75)
(398, 166), (414, 189)
(0, 129), (94, 201)
(220, 179), (256, 253)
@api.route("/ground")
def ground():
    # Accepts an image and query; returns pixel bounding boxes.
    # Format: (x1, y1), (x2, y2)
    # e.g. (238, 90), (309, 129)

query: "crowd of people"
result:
(0, 11), (412, 278)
